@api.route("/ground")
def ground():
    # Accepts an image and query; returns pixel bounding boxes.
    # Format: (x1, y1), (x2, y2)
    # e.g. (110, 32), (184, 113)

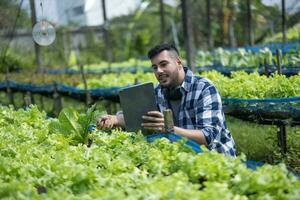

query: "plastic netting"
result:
(1, 80), (300, 124)
(0, 80), (121, 102)
(45, 66), (153, 74)
(20, 65), (300, 76)
(197, 65), (300, 76)
(223, 97), (300, 125)
(227, 41), (300, 54)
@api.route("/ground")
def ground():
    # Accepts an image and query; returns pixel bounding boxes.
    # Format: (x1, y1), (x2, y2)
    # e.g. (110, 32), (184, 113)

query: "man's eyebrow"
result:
(151, 60), (168, 67)
(159, 60), (168, 63)
(156, 60), (168, 65)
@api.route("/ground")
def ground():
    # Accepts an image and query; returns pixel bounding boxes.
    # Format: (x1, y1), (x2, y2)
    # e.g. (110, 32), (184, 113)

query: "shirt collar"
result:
(181, 67), (194, 93)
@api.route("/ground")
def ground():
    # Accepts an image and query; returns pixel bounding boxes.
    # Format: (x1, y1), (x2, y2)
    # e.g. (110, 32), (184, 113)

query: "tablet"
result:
(119, 82), (158, 133)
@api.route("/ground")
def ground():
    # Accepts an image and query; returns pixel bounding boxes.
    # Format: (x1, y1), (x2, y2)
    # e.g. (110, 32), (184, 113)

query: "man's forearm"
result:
(173, 126), (208, 146)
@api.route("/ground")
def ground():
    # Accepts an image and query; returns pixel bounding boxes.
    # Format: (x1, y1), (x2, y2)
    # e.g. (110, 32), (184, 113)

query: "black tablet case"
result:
(119, 82), (158, 132)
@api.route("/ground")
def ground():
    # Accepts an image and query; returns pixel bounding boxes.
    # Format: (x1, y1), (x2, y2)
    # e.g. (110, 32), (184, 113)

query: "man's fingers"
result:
(142, 111), (164, 123)
(97, 116), (108, 124)
(97, 120), (106, 129)
(142, 115), (164, 122)
(107, 119), (114, 129)
(96, 115), (115, 129)
(103, 118), (113, 128)
(147, 111), (164, 118)
(97, 118), (105, 127)
(142, 122), (164, 127)
(96, 118), (103, 129)
(142, 123), (165, 132)
(142, 112), (165, 132)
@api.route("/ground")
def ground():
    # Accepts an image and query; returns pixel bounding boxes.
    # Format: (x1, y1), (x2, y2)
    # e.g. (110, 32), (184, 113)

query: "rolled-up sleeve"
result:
(195, 85), (225, 150)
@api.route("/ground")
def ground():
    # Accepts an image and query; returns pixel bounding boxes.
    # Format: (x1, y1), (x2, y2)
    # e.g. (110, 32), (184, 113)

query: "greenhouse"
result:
(0, 0), (300, 199)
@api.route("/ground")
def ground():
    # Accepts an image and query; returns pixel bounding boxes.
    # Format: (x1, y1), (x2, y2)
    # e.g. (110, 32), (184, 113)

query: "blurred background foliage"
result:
(0, 0), (299, 71)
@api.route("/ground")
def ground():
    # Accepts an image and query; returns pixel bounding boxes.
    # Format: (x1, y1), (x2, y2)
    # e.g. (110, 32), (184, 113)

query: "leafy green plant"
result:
(49, 104), (99, 146)
(200, 70), (300, 98)
(196, 47), (300, 68)
(264, 26), (300, 43)
(1, 106), (300, 199)
(0, 52), (21, 73)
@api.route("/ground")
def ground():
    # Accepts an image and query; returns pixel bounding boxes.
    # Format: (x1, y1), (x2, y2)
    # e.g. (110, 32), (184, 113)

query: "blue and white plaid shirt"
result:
(155, 68), (236, 156)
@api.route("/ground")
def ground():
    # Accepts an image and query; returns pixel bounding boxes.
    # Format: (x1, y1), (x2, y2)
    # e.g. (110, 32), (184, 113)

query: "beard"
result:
(158, 71), (180, 89)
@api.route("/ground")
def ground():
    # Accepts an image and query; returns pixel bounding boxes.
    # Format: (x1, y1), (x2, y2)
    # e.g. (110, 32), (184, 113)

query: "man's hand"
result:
(96, 115), (118, 130)
(141, 111), (166, 133)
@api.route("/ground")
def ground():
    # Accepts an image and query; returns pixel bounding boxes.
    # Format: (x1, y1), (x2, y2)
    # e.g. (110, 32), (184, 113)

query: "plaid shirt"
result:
(155, 68), (236, 156)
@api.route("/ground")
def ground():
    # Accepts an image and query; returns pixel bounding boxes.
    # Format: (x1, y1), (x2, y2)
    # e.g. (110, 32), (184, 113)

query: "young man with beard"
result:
(96, 44), (236, 156)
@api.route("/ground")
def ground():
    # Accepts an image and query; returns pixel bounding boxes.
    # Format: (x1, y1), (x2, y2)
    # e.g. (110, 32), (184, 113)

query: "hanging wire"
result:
(39, 0), (46, 29)
(0, 0), (25, 73)
(40, 0), (44, 19)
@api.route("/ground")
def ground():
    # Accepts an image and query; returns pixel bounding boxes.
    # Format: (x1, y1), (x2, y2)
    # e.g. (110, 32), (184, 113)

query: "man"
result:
(97, 44), (236, 156)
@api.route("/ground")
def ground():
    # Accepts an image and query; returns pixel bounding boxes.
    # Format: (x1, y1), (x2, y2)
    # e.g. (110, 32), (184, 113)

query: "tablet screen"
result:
(119, 82), (158, 133)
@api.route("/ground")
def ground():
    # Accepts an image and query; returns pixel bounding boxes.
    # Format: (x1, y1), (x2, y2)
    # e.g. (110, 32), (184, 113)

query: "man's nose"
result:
(157, 66), (164, 73)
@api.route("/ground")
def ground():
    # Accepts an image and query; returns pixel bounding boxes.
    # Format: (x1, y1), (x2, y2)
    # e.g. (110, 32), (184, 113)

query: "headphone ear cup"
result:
(163, 88), (170, 99)
(164, 87), (182, 100)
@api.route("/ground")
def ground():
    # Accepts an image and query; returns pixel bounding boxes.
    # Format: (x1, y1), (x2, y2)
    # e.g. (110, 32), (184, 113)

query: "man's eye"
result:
(152, 66), (158, 71)
(160, 62), (168, 67)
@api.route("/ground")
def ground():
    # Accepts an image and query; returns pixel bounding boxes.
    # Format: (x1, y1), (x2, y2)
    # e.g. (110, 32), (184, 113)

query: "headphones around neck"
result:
(163, 86), (182, 101)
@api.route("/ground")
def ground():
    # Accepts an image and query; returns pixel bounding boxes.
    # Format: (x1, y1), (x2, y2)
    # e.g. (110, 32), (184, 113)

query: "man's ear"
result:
(176, 57), (183, 68)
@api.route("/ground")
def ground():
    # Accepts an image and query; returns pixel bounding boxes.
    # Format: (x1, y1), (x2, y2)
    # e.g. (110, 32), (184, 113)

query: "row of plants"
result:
(65, 46), (300, 71)
(196, 47), (300, 69)
(0, 105), (299, 199)
(0, 72), (156, 88)
(1, 70), (300, 98)
(201, 70), (300, 98)
(1, 45), (300, 74)
(263, 27), (300, 43)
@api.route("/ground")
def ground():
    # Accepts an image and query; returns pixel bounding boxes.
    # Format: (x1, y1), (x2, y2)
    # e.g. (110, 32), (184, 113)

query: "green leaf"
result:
(48, 119), (61, 134)
(58, 108), (82, 136)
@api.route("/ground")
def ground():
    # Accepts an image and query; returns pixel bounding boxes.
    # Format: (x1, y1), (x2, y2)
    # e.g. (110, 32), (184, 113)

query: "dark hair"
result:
(147, 43), (179, 59)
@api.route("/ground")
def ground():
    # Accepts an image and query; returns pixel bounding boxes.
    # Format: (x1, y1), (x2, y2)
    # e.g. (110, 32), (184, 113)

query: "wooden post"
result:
(206, 0), (213, 49)
(277, 124), (287, 154)
(24, 91), (33, 107)
(181, 0), (195, 72)
(101, 0), (113, 63)
(228, 0), (237, 47)
(263, 58), (269, 77)
(281, 0), (287, 44)
(39, 70), (45, 110)
(170, 17), (180, 51)
(39, 95), (44, 111)
(79, 64), (92, 105)
(53, 82), (62, 116)
(222, 1), (229, 46)
(29, 0), (43, 73)
(159, 0), (166, 43)
(276, 49), (282, 74)
(246, 0), (253, 45)
(276, 49), (286, 156)
(5, 77), (14, 107)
